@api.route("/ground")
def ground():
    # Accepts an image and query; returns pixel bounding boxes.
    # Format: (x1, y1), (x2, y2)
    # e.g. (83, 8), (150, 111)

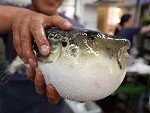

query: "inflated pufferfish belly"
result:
(34, 27), (130, 101)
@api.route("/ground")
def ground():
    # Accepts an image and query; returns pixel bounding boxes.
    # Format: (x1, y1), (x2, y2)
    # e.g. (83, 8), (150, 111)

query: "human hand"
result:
(12, 10), (72, 66)
(11, 10), (72, 104)
(28, 66), (60, 104)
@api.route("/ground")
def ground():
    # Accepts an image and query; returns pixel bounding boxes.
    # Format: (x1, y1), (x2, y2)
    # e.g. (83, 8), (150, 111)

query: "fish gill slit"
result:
(117, 59), (122, 69)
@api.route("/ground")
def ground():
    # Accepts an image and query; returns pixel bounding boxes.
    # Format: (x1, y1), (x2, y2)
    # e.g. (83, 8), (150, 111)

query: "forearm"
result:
(0, 5), (33, 34)
(140, 25), (150, 34)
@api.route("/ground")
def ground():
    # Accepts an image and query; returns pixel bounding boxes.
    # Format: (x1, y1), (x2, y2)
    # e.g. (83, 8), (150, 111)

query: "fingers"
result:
(34, 70), (46, 95)
(46, 84), (60, 104)
(20, 18), (38, 67)
(27, 66), (36, 80)
(28, 67), (60, 104)
(12, 14), (70, 104)
(13, 14), (72, 67)
(30, 15), (72, 58)
(30, 18), (50, 57)
(33, 69), (60, 104)
(12, 20), (24, 61)
(12, 16), (38, 67)
(43, 15), (72, 30)
(30, 15), (68, 104)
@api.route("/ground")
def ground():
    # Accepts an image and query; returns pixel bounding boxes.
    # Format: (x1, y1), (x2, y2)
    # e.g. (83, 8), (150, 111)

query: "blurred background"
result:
(0, 0), (150, 113)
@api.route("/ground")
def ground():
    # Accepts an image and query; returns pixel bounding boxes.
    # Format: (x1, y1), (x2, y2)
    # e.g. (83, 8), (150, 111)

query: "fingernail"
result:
(36, 88), (43, 95)
(29, 58), (37, 67)
(48, 99), (59, 104)
(40, 44), (50, 56)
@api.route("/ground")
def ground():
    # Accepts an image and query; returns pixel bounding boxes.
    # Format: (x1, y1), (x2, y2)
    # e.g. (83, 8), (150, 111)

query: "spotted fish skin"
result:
(33, 27), (130, 101)
(0, 27), (130, 102)
(34, 27), (130, 69)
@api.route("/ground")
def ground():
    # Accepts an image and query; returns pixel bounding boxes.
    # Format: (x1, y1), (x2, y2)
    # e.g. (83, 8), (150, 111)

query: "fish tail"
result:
(0, 61), (13, 85)
(0, 56), (24, 85)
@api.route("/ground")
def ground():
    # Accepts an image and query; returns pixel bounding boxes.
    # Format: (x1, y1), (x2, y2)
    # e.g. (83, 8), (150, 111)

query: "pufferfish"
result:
(0, 27), (130, 102)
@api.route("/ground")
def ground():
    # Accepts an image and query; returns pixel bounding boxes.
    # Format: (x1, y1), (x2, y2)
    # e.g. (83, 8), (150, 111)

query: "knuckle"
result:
(22, 50), (31, 58)
(30, 19), (41, 30)
(20, 33), (30, 41)
(30, 22), (43, 37)
(51, 15), (57, 20)
(20, 15), (31, 25)
(51, 15), (60, 22)
(12, 20), (21, 31)
(21, 18), (27, 25)
(17, 21), (22, 28)
(52, 15), (60, 19)
(13, 40), (19, 48)
(12, 23), (17, 31)
(50, 15), (67, 26)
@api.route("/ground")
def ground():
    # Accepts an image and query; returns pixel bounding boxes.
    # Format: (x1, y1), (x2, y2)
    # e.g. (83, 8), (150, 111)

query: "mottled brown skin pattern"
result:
(34, 27), (130, 70)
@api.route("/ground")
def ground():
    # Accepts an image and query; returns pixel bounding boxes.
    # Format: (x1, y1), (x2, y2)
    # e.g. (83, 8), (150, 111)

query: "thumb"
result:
(43, 15), (72, 30)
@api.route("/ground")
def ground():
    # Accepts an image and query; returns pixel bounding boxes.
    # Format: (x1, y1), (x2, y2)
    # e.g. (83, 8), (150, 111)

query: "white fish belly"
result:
(39, 54), (126, 101)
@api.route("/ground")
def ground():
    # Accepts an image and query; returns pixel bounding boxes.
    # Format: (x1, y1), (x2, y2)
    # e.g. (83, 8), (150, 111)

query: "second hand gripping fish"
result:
(0, 27), (130, 102)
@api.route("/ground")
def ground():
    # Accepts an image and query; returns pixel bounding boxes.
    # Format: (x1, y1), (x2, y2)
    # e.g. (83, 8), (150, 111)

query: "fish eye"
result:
(88, 36), (95, 41)
(62, 41), (67, 47)
(84, 30), (98, 37)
